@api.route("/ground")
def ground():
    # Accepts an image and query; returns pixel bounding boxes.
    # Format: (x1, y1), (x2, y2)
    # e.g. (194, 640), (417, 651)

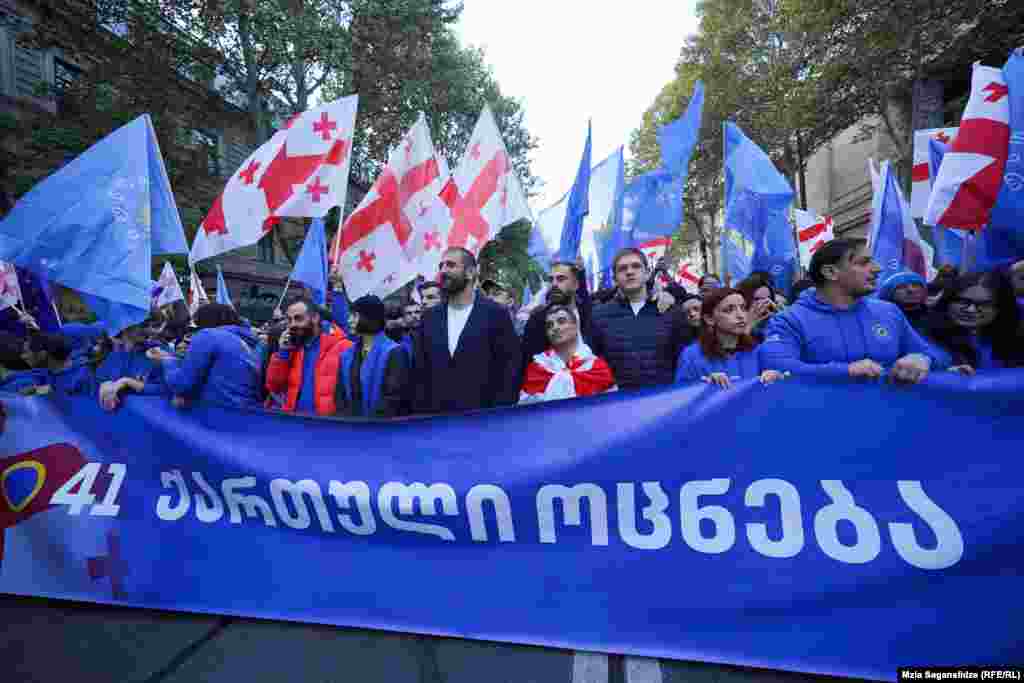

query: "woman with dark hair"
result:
(930, 271), (1024, 374)
(737, 277), (780, 340)
(675, 287), (786, 389)
(144, 303), (263, 409)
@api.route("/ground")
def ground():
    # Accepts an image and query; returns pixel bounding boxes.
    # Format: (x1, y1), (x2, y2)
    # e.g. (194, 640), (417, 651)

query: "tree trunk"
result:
(238, 9), (267, 143)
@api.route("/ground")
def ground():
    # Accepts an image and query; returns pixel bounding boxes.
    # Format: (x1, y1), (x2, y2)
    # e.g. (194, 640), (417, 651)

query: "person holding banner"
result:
(590, 248), (694, 390)
(335, 296), (410, 419)
(0, 332), (94, 396)
(929, 271), (1024, 374)
(761, 238), (950, 383)
(145, 303), (263, 410)
(519, 304), (616, 404)
(674, 288), (785, 389)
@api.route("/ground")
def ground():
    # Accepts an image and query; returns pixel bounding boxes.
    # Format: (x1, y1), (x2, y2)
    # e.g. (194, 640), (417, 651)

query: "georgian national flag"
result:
(442, 105), (531, 256)
(333, 113), (451, 300)
(794, 209), (834, 269)
(675, 262), (700, 293)
(190, 95), (359, 264)
(925, 64), (1010, 231)
(910, 127), (958, 219)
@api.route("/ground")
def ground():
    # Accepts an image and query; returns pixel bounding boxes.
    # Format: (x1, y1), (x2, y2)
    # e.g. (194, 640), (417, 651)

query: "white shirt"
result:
(630, 299), (646, 316)
(447, 300), (475, 356)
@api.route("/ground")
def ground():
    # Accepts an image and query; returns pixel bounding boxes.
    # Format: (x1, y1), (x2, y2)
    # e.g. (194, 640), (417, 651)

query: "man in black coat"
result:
(591, 248), (694, 389)
(413, 247), (521, 414)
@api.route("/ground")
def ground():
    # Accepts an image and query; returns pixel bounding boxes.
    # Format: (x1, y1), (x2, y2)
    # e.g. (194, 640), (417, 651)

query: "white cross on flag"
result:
(794, 209), (835, 269)
(925, 63), (1011, 231)
(152, 261), (184, 308)
(0, 260), (23, 310)
(910, 127), (958, 219)
(188, 268), (209, 317)
(333, 113), (452, 299)
(190, 95), (359, 265)
(442, 104), (531, 256)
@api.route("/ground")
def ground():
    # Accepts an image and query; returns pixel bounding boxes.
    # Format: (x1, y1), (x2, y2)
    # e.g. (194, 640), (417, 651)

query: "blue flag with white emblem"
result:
(215, 265), (232, 308)
(871, 162), (906, 290)
(721, 122), (796, 291)
(290, 218), (329, 305)
(0, 115), (186, 334)
(557, 122), (592, 262)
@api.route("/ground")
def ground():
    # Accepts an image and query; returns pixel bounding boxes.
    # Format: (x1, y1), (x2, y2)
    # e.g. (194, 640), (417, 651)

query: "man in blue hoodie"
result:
(0, 333), (95, 396)
(145, 303), (263, 410)
(762, 238), (950, 383)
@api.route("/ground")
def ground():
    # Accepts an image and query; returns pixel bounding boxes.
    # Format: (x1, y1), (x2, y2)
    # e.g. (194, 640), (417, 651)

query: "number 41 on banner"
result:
(50, 463), (127, 516)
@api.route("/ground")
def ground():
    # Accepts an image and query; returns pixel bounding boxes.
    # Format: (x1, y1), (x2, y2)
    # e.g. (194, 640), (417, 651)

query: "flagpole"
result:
(275, 275), (293, 313)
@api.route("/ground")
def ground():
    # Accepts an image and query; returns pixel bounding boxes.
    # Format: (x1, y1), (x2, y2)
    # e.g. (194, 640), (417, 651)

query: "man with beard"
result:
(520, 261), (594, 376)
(265, 295), (352, 415)
(413, 247), (521, 414)
(762, 238), (948, 383)
(335, 295), (410, 418)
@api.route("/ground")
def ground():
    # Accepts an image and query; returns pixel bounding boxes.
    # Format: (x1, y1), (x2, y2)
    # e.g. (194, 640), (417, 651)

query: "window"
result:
(190, 129), (221, 176)
(53, 58), (82, 94)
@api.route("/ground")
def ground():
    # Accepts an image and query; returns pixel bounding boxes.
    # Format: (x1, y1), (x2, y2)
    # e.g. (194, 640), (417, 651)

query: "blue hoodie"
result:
(0, 363), (95, 396)
(160, 325), (263, 410)
(675, 342), (764, 384)
(96, 348), (167, 395)
(59, 322), (106, 360)
(761, 290), (951, 378)
(339, 331), (401, 417)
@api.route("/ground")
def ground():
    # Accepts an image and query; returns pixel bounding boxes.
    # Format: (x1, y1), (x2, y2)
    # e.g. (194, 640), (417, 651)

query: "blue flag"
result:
(589, 148), (627, 288)
(871, 162), (906, 290)
(215, 265), (232, 308)
(291, 218), (329, 305)
(522, 281), (533, 307)
(622, 81), (704, 245)
(330, 288), (350, 335)
(658, 80), (704, 178)
(557, 122), (592, 261)
(721, 122), (796, 292)
(980, 47), (1024, 271)
(0, 115), (185, 335)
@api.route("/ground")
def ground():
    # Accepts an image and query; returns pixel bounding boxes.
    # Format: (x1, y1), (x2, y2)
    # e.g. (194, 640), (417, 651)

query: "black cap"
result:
(351, 295), (387, 324)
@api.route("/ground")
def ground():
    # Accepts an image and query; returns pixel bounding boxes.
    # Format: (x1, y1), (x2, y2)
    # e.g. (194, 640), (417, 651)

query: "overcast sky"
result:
(455, 2), (699, 211)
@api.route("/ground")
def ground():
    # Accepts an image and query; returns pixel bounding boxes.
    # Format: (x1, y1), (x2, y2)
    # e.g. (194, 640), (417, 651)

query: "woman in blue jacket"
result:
(675, 288), (785, 389)
(146, 304), (263, 410)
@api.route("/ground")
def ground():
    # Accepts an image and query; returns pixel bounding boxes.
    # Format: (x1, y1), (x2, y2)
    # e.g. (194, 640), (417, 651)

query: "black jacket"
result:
(413, 295), (522, 414)
(590, 294), (694, 389)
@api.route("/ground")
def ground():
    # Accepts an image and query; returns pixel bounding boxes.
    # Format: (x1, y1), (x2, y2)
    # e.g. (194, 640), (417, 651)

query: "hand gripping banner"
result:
(1, 373), (1023, 681)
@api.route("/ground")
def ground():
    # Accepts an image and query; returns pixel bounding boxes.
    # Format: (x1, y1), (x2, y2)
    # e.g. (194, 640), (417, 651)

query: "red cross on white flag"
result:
(188, 268), (209, 317)
(925, 63), (1011, 231)
(443, 105), (531, 256)
(910, 127), (959, 219)
(794, 209), (835, 269)
(0, 261), (23, 310)
(190, 95), (359, 265)
(333, 113), (452, 299)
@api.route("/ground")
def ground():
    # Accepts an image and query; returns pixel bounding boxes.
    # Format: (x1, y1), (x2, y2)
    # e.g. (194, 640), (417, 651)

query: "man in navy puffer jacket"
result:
(761, 238), (950, 383)
(590, 248), (694, 389)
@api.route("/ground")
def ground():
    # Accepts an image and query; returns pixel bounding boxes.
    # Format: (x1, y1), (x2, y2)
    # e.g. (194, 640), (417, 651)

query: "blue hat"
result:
(879, 271), (926, 301)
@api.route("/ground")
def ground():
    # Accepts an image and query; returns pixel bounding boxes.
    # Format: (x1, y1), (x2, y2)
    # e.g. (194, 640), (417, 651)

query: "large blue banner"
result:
(2, 374), (1023, 681)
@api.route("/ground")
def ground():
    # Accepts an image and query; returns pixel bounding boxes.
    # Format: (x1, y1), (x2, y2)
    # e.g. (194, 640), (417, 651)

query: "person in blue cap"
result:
(878, 271), (933, 337)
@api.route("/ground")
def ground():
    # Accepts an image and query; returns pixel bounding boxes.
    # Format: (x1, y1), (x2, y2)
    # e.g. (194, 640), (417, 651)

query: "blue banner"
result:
(2, 374), (1023, 681)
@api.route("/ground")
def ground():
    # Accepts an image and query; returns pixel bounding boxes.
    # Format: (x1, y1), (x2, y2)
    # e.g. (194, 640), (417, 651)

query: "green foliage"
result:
(0, 112), (18, 134)
(28, 126), (92, 155)
(478, 219), (545, 301)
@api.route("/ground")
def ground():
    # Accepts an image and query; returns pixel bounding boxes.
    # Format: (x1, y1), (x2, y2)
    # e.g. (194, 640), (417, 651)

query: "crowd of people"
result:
(1, 238), (1022, 419)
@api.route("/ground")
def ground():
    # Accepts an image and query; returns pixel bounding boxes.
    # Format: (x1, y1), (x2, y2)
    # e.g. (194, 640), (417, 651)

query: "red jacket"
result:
(265, 329), (352, 415)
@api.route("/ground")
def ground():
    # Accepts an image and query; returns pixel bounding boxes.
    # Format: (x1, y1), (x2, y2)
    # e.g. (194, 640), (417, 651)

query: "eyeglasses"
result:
(951, 298), (997, 312)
